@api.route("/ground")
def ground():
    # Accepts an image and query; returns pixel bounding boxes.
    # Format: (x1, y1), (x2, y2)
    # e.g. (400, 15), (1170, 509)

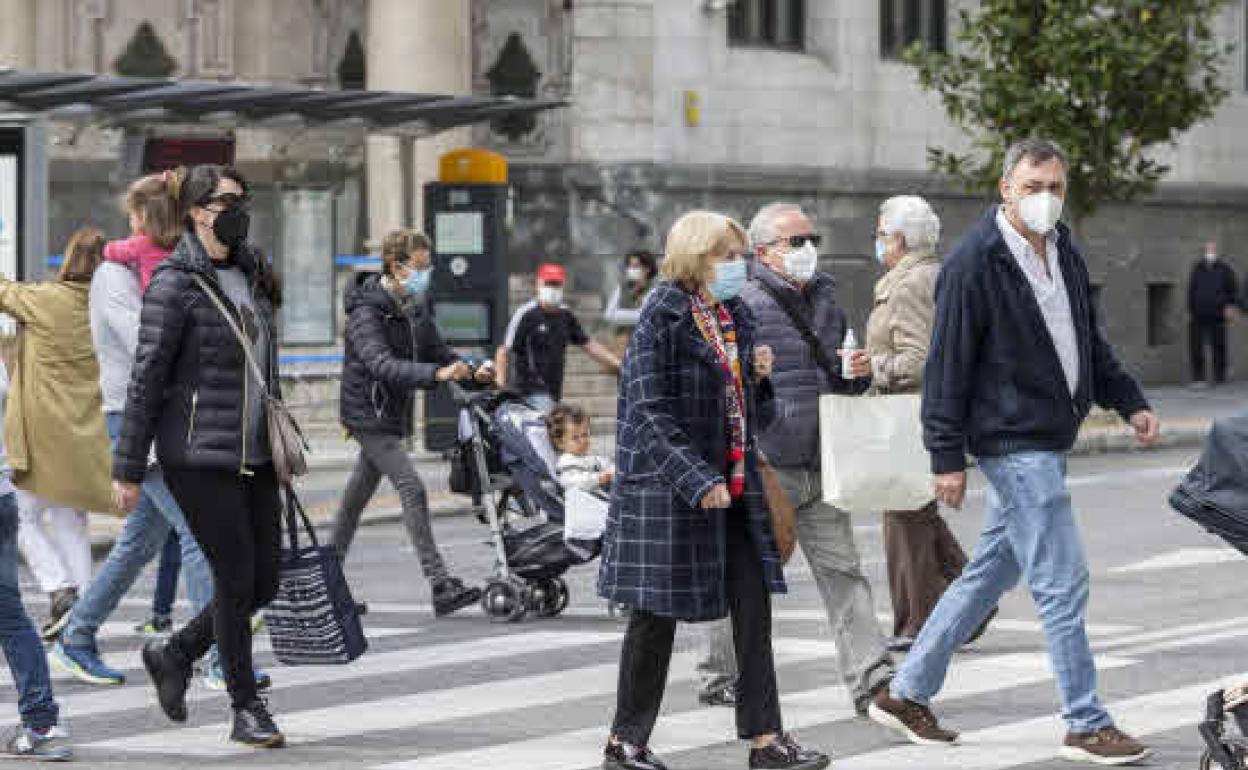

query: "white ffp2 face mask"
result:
(784, 243), (818, 282)
(538, 286), (564, 305)
(1017, 191), (1064, 235)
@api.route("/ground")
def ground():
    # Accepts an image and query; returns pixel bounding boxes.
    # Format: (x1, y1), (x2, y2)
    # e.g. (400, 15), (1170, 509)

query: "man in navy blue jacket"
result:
(868, 139), (1160, 766)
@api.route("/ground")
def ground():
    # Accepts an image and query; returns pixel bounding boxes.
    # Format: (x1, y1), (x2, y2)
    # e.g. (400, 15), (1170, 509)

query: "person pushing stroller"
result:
(331, 229), (492, 617)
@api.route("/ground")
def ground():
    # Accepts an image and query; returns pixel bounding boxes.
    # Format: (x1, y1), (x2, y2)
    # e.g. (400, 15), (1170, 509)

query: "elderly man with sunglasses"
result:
(694, 202), (895, 717)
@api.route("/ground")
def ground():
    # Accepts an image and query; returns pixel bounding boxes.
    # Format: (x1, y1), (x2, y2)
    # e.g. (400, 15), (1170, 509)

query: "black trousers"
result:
(163, 465), (281, 710)
(1191, 316), (1228, 384)
(611, 509), (782, 744)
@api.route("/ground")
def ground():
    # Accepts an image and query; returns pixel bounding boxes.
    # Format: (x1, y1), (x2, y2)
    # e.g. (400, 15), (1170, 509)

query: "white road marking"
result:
(367, 652), (1138, 770)
(1110, 546), (1242, 574)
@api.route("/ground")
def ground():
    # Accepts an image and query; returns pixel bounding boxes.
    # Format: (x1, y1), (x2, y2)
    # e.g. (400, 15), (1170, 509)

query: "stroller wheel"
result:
(481, 579), (529, 623)
(532, 577), (570, 618)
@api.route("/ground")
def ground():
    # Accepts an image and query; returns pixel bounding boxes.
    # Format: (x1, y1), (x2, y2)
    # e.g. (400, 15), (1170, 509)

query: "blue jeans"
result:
(524, 391), (556, 413)
(891, 451), (1112, 732)
(62, 414), (213, 649)
(0, 491), (59, 729)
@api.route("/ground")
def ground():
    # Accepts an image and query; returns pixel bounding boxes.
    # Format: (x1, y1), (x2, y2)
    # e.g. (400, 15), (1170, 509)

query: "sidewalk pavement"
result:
(86, 383), (1244, 553)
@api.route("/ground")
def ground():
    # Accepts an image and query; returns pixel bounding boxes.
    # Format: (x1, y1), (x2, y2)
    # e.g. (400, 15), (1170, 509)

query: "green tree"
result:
(904, 0), (1231, 227)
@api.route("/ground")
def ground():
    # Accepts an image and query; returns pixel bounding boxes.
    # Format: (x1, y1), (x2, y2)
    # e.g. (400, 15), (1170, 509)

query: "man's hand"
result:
(113, 480), (141, 513)
(436, 361), (472, 382)
(1226, 306), (1240, 322)
(934, 471), (967, 510)
(700, 483), (731, 510)
(838, 349), (871, 379)
(474, 362), (495, 384)
(753, 345), (774, 380)
(1129, 410), (1161, 447)
(599, 470), (615, 488)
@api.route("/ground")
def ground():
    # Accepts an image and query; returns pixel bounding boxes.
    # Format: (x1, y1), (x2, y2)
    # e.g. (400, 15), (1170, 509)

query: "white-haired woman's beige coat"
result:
(865, 247), (941, 394)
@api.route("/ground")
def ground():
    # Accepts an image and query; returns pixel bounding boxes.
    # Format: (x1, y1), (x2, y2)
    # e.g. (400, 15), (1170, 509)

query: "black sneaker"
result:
(432, 577), (483, 617)
(40, 588), (78, 642)
(698, 681), (737, 707)
(231, 699), (285, 748)
(603, 740), (669, 770)
(141, 640), (192, 723)
(749, 733), (830, 770)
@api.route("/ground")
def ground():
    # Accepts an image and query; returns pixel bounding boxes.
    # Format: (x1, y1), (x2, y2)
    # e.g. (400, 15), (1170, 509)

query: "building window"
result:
(880, 0), (946, 60)
(728, 0), (806, 51)
(1147, 282), (1176, 347)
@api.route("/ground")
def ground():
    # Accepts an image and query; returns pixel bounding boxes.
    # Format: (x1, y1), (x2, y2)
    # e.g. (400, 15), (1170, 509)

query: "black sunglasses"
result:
(772, 234), (822, 249)
(202, 193), (249, 208)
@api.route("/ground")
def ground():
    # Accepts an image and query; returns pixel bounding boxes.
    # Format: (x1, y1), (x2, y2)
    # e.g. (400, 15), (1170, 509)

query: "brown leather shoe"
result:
(867, 688), (958, 745)
(1060, 726), (1151, 766)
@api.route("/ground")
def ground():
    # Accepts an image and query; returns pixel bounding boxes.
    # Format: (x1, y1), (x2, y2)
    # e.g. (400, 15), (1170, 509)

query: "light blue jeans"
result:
(891, 451), (1112, 733)
(62, 414), (213, 649)
(0, 492), (59, 729)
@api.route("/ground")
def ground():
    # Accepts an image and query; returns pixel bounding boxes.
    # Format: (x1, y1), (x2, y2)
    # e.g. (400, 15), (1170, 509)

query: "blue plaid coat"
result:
(597, 282), (786, 621)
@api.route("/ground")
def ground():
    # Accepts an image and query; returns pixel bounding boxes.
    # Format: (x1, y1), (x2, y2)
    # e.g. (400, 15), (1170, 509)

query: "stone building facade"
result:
(471, 0), (1248, 384)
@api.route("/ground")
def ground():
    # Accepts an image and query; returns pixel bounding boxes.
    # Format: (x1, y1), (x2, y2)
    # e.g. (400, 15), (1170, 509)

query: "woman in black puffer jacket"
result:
(112, 164), (286, 749)
(331, 229), (487, 618)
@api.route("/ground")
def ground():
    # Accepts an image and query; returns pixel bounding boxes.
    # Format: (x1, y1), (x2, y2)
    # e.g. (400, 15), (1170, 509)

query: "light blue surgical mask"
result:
(402, 268), (431, 295)
(708, 258), (747, 301)
(874, 238), (887, 265)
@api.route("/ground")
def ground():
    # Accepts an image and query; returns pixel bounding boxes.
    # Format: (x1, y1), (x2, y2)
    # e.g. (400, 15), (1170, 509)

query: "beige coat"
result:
(0, 278), (115, 514)
(865, 249), (941, 395)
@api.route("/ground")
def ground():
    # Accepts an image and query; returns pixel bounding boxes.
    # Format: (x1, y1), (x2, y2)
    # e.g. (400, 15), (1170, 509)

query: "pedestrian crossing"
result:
(26, 602), (1245, 769)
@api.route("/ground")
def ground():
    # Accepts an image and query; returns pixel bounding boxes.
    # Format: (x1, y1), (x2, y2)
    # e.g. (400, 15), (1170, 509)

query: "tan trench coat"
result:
(864, 248), (941, 395)
(0, 278), (116, 514)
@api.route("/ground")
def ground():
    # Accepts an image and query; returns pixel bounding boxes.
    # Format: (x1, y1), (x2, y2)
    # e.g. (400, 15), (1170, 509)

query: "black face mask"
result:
(211, 204), (250, 249)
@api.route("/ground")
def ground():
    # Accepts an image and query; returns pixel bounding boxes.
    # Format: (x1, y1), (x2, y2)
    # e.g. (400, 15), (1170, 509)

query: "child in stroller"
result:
(1171, 411), (1248, 769)
(447, 381), (607, 622)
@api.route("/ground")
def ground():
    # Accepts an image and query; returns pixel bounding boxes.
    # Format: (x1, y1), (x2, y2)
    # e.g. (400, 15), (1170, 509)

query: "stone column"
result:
(365, 0), (471, 250)
(0, 0), (36, 69)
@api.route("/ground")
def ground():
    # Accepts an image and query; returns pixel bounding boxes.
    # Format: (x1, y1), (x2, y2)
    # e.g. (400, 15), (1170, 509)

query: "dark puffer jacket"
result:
(114, 232), (280, 483)
(738, 264), (869, 469)
(339, 273), (459, 437)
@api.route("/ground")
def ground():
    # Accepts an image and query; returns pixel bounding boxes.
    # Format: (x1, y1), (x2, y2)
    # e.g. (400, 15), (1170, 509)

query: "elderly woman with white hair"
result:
(867, 195), (991, 651)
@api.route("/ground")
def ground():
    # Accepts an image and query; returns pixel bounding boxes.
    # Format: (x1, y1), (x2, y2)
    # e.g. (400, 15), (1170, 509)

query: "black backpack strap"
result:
(757, 280), (841, 385)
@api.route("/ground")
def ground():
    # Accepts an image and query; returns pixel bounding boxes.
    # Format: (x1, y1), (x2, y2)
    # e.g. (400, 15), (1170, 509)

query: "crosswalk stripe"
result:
(20, 627), (421, 688)
(838, 675), (1235, 769)
(52, 630), (621, 722)
(365, 652), (1139, 770)
(80, 638), (835, 756)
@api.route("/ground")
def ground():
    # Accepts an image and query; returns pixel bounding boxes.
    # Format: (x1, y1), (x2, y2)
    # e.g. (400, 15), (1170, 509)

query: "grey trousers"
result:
(331, 430), (448, 584)
(697, 465), (894, 707)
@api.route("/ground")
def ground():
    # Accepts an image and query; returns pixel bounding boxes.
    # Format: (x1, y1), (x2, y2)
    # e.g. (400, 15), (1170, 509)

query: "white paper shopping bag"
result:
(819, 394), (932, 513)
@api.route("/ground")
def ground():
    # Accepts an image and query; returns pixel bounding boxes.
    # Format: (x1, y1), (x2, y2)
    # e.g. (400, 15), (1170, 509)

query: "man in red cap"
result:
(495, 262), (621, 412)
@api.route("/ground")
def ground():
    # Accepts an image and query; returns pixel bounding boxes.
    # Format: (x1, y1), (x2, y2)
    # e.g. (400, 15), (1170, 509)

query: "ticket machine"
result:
(423, 149), (511, 452)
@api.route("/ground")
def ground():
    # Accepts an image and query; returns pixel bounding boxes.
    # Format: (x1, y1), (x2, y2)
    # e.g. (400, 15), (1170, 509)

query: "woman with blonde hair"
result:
(0, 227), (115, 639)
(598, 211), (828, 770)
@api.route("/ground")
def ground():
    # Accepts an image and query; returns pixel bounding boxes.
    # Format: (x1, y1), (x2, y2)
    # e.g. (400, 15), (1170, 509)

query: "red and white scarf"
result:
(691, 293), (747, 498)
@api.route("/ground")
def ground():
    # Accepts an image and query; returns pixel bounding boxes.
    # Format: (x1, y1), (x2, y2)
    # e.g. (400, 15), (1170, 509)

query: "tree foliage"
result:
(904, 0), (1231, 222)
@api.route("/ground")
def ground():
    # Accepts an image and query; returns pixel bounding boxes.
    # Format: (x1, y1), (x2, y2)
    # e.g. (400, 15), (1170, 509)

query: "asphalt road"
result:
(9, 445), (1248, 769)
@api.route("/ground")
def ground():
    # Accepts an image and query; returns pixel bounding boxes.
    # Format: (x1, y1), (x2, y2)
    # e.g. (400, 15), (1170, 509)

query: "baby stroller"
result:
(446, 381), (606, 622)
(1171, 411), (1248, 769)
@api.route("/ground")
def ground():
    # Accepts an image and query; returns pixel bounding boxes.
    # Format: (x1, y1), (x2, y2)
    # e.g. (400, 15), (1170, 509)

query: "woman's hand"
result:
(753, 345), (774, 380)
(838, 349), (871, 379)
(112, 481), (141, 513)
(436, 361), (472, 382)
(599, 470), (615, 488)
(700, 483), (731, 510)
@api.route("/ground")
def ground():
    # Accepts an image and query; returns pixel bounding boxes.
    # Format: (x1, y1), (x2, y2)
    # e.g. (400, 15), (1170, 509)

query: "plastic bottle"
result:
(841, 327), (858, 380)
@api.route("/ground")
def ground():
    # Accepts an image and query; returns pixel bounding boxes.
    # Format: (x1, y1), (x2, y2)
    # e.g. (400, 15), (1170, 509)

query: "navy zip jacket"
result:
(922, 207), (1149, 474)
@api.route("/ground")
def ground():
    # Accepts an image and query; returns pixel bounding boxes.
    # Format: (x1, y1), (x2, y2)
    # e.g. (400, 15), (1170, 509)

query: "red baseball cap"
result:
(537, 263), (566, 284)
